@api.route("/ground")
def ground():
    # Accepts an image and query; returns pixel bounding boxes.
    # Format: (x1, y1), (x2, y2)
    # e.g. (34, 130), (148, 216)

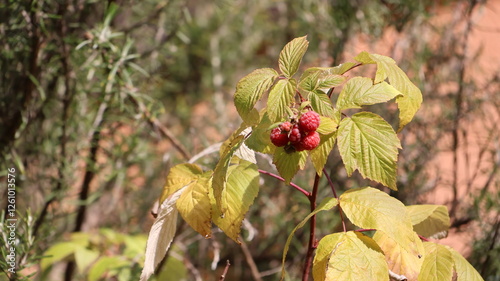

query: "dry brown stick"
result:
(240, 240), (263, 281)
(219, 260), (231, 281)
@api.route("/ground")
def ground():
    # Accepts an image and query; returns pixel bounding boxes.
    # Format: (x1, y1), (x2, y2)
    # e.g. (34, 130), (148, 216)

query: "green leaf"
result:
(74, 248), (99, 273)
(267, 78), (297, 122)
(245, 111), (276, 154)
(213, 134), (246, 215)
(407, 205), (451, 239)
(234, 68), (278, 125)
(316, 116), (337, 135)
(272, 147), (307, 183)
(317, 74), (346, 89)
(176, 174), (213, 238)
(339, 187), (423, 258)
(279, 36), (309, 78)
(373, 230), (424, 281)
(141, 188), (185, 281)
(313, 231), (388, 281)
(41, 242), (82, 271)
(337, 112), (401, 190)
(336, 77), (402, 110)
(447, 246), (484, 281)
(354, 52), (422, 131)
(310, 131), (336, 176)
(155, 255), (188, 281)
(299, 69), (345, 93)
(298, 69), (321, 92)
(88, 256), (129, 281)
(159, 163), (204, 203)
(280, 197), (338, 280)
(212, 159), (259, 243)
(418, 242), (454, 281)
(309, 90), (335, 117)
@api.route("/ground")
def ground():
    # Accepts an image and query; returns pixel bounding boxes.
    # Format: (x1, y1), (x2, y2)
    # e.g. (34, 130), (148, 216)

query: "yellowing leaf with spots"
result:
(160, 163), (204, 203)
(417, 242), (454, 281)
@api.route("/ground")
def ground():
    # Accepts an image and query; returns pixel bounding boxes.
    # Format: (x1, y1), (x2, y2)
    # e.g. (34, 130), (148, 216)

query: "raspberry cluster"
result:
(270, 111), (321, 152)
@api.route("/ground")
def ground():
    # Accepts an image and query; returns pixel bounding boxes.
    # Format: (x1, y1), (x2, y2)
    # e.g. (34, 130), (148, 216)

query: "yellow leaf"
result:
(176, 175), (213, 238)
(407, 205), (450, 239)
(160, 163), (203, 203)
(373, 230), (424, 281)
(313, 231), (389, 281)
(447, 246), (484, 281)
(418, 242), (454, 281)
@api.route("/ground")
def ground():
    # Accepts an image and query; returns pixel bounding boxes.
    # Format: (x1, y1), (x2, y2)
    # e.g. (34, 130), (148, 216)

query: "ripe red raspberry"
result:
(298, 111), (320, 132)
(279, 121), (292, 132)
(296, 131), (320, 150)
(270, 127), (289, 147)
(288, 125), (302, 144)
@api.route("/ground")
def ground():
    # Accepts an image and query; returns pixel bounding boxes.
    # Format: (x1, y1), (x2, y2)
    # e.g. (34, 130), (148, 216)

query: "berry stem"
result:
(257, 169), (310, 197)
(302, 173), (320, 281)
(323, 168), (347, 232)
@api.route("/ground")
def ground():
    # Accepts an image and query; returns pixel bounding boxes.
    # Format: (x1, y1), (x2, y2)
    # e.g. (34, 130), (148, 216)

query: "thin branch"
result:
(240, 240), (263, 281)
(389, 269), (408, 281)
(323, 168), (347, 232)
(302, 174), (321, 281)
(219, 260), (231, 281)
(258, 169), (310, 197)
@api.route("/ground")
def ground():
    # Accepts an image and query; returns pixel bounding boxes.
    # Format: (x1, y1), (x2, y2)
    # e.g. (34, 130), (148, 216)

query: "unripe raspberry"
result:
(297, 131), (320, 150)
(299, 111), (320, 132)
(270, 127), (289, 147)
(288, 125), (302, 144)
(279, 121), (292, 132)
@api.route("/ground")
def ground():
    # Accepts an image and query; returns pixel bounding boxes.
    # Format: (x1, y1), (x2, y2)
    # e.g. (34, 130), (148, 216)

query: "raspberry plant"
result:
(140, 37), (484, 281)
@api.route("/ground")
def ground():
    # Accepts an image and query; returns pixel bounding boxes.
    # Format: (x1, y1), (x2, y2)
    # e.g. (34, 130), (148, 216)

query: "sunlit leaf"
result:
(234, 68), (278, 125)
(336, 77), (402, 110)
(89, 256), (130, 281)
(272, 147), (307, 183)
(212, 159), (259, 243)
(447, 246), (484, 281)
(245, 110), (276, 154)
(337, 112), (401, 190)
(74, 248), (99, 273)
(339, 187), (422, 259)
(309, 90), (335, 117)
(279, 36), (309, 78)
(313, 231), (388, 281)
(140, 188), (185, 281)
(354, 52), (422, 131)
(417, 242), (454, 281)
(316, 116), (337, 135)
(407, 205), (450, 239)
(373, 230), (424, 281)
(176, 174), (213, 237)
(310, 131), (336, 176)
(280, 197), (338, 280)
(267, 78), (297, 122)
(41, 242), (82, 271)
(159, 163), (203, 203)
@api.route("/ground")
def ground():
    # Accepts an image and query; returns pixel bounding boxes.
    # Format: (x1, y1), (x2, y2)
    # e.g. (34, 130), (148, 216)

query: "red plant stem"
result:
(323, 168), (347, 232)
(302, 174), (321, 281)
(418, 234), (430, 242)
(355, 228), (376, 232)
(258, 169), (310, 197)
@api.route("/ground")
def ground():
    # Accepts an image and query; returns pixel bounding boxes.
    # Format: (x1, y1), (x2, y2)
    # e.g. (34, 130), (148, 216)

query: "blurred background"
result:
(1, 0), (499, 280)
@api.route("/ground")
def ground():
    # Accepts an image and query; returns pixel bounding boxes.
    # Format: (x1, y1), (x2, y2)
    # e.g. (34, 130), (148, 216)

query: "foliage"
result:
(140, 37), (483, 281)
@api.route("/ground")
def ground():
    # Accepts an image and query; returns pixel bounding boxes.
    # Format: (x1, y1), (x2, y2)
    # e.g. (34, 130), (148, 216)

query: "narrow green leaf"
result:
(213, 134), (246, 215)
(339, 187), (423, 259)
(280, 197), (338, 280)
(337, 112), (401, 190)
(354, 52), (422, 131)
(447, 246), (484, 281)
(267, 78), (297, 122)
(176, 175), (213, 238)
(373, 230), (425, 281)
(88, 256), (129, 281)
(234, 68), (278, 125)
(272, 147), (307, 184)
(418, 242), (454, 281)
(212, 159), (259, 243)
(407, 205), (451, 239)
(310, 131), (336, 176)
(336, 77), (402, 110)
(160, 163), (204, 203)
(41, 242), (82, 271)
(309, 91), (335, 117)
(279, 36), (309, 78)
(313, 231), (388, 281)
